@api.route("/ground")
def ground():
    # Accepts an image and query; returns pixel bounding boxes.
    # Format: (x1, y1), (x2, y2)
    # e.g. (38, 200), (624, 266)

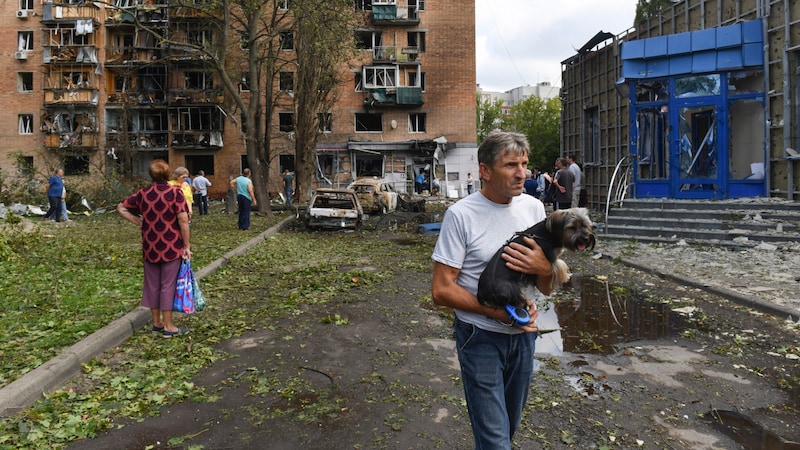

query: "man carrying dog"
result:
(431, 130), (554, 449)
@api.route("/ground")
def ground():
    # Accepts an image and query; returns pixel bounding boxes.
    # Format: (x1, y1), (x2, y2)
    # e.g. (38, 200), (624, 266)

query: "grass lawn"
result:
(0, 206), (289, 389)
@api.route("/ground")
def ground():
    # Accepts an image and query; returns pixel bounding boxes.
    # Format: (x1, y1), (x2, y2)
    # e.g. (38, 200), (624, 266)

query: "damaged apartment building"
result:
(561, 0), (800, 207)
(1, 0), (478, 200)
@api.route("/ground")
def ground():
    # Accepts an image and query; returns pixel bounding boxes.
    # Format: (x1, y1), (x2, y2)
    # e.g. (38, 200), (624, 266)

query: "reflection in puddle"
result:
(700, 410), (800, 449)
(535, 274), (690, 357)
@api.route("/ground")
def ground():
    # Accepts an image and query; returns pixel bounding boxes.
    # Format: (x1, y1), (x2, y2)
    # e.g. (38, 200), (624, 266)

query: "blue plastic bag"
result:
(173, 259), (195, 314)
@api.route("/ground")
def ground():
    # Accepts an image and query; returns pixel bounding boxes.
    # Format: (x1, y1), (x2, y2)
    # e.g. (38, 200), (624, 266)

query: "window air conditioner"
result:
(15, 51), (28, 60)
(16, 10), (29, 18)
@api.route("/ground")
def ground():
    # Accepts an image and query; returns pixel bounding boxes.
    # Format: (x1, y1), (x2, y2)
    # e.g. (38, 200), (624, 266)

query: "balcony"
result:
(373, 46), (420, 64)
(44, 88), (99, 105)
(44, 45), (98, 64)
(371, 2), (419, 25)
(41, 1), (100, 23)
(364, 86), (423, 108)
(44, 131), (99, 150)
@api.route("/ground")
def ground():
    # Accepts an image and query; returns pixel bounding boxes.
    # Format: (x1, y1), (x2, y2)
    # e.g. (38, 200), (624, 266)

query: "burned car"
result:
(348, 178), (399, 214)
(306, 188), (364, 229)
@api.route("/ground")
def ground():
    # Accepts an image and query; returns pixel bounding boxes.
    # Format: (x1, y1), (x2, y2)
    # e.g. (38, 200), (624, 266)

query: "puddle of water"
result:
(535, 275), (691, 356)
(699, 410), (800, 449)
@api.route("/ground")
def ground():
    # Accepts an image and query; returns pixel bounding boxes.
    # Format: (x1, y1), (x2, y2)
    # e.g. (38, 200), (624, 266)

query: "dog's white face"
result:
(547, 208), (596, 252)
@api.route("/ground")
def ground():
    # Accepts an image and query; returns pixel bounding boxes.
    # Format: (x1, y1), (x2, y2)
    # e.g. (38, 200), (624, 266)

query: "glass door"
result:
(672, 75), (723, 199)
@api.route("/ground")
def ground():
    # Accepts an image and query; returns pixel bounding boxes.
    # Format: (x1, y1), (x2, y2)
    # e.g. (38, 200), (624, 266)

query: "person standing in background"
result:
(282, 168), (294, 207)
(567, 155), (582, 209)
(117, 159), (191, 338)
(44, 168), (65, 223)
(552, 157), (574, 211)
(192, 170), (212, 215)
(466, 172), (474, 195)
(231, 168), (256, 230)
(169, 167), (193, 221)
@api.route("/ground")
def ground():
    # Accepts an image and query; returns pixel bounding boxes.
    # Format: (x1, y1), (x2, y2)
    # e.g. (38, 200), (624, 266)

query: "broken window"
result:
(407, 31), (425, 53)
(635, 106), (669, 180)
(18, 114), (33, 134)
(279, 72), (294, 92)
(18, 31), (33, 51)
(408, 71), (425, 90)
(409, 113), (426, 133)
(279, 31), (294, 51)
(184, 71), (213, 90)
(355, 112), (382, 132)
(18, 72), (33, 92)
(363, 66), (397, 88)
(355, 30), (381, 49)
(354, 0), (373, 11)
(635, 80), (669, 103)
(354, 72), (364, 92)
(279, 112), (294, 132)
(676, 74), (720, 98)
(317, 112), (332, 133)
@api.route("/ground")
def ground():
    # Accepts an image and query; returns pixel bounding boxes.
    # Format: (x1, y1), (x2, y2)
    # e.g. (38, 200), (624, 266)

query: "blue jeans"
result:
(236, 194), (251, 230)
(284, 187), (293, 206)
(455, 317), (536, 450)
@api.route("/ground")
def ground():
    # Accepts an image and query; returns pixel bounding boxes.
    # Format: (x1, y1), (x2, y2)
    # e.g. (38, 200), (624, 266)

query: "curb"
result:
(602, 252), (799, 320)
(0, 215), (295, 417)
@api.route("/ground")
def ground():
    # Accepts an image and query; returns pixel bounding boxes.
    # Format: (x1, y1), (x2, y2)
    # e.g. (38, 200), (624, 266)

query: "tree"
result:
(504, 96), (561, 170)
(634, 0), (675, 25)
(291, 0), (357, 203)
(476, 93), (506, 143)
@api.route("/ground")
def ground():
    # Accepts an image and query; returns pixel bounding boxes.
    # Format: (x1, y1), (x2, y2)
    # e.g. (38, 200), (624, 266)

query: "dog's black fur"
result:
(477, 208), (596, 310)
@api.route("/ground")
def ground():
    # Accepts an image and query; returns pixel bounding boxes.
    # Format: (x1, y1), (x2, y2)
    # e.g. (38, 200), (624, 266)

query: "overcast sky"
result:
(476, 0), (639, 92)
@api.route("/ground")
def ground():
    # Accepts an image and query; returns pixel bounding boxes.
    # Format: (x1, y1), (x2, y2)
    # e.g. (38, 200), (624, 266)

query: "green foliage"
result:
(505, 96), (562, 170)
(634, 0), (675, 25)
(476, 93), (506, 143)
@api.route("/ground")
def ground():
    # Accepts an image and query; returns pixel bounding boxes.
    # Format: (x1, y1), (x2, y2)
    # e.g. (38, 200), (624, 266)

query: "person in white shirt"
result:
(431, 131), (553, 449)
(191, 170), (212, 215)
(567, 155), (582, 208)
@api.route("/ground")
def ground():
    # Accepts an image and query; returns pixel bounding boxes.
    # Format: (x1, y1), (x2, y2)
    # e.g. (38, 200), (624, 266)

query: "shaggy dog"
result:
(477, 208), (596, 323)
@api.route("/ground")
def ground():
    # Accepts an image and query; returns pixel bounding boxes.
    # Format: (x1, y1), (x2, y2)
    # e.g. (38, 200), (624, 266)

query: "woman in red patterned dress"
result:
(117, 159), (192, 337)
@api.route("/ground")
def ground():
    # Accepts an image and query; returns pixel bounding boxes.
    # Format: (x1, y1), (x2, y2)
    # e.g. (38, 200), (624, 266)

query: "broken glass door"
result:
(676, 105), (719, 196)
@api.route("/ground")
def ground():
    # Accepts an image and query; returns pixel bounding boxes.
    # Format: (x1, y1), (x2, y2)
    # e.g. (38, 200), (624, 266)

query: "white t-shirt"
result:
(432, 191), (546, 334)
(568, 163), (582, 189)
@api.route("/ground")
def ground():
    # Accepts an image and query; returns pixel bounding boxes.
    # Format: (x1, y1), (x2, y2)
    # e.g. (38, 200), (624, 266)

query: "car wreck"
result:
(306, 188), (364, 229)
(348, 178), (398, 214)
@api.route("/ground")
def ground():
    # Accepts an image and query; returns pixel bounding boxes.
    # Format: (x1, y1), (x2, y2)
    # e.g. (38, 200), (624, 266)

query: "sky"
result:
(476, 0), (640, 92)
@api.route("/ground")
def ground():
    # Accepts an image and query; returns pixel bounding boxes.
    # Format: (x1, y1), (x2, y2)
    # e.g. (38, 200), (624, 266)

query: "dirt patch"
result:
(68, 229), (800, 450)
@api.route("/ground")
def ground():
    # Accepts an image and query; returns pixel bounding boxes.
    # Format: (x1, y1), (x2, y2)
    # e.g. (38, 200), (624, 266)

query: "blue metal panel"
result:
(622, 41), (645, 60)
(645, 36), (668, 57)
(692, 28), (716, 51)
(623, 60), (648, 78)
(742, 19), (762, 43)
(646, 58), (669, 77)
(716, 23), (742, 48)
(743, 43), (764, 67)
(692, 51), (717, 73)
(717, 48), (743, 70)
(669, 55), (693, 76)
(668, 32), (692, 55)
